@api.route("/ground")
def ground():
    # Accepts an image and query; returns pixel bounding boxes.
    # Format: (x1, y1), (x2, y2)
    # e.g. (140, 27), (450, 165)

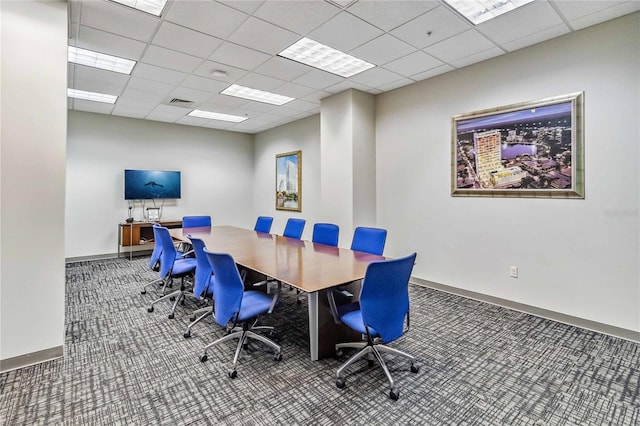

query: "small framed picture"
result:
(147, 207), (160, 221)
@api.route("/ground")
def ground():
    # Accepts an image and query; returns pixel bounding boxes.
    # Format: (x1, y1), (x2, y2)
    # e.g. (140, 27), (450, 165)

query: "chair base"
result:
(146, 277), (194, 319)
(183, 306), (213, 338)
(335, 340), (418, 400)
(199, 323), (282, 377)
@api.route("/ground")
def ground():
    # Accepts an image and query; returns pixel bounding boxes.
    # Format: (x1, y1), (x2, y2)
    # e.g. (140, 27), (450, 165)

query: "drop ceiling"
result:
(68, 0), (640, 134)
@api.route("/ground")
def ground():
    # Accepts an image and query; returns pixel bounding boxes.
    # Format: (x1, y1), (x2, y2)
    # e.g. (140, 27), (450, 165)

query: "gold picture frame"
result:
(276, 150), (302, 211)
(452, 92), (584, 198)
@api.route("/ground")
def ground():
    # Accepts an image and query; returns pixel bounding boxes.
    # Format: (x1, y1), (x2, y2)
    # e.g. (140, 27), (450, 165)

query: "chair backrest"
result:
(359, 252), (417, 344)
(188, 236), (213, 298)
(254, 216), (274, 233)
(204, 250), (244, 327)
(350, 227), (388, 256)
(182, 215), (212, 228)
(312, 223), (339, 247)
(283, 218), (306, 239)
(149, 226), (163, 269)
(154, 225), (178, 279)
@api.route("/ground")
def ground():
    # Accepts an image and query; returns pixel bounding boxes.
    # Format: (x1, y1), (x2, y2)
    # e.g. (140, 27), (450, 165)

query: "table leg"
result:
(308, 291), (319, 361)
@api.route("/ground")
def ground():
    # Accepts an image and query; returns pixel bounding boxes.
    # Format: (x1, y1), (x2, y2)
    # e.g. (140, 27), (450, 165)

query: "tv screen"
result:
(124, 169), (181, 200)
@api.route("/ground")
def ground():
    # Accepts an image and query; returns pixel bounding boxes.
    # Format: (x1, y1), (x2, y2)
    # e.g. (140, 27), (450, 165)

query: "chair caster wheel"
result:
(411, 364), (420, 373)
(183, 330), (191, 338)
(180, 299), (185, 305)
(147, 306), (154, 313)
(199, 354), (208, 363)
(273, 352), (282, 361)
(335, 350), (343, 358)
(141, 290), (147, 295)
(189, 316), (196, 322)
(336, 377), (345, 389)
(368, 360), (375, 367)
(389, 389), (399, 401)
(228, 369), (237, 379)
(168, 313), (175, 319)
(169, 296), (176, 302)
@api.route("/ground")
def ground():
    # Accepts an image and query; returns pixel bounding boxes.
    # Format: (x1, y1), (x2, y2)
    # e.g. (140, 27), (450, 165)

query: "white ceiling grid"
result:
(68, 0), (640, 134)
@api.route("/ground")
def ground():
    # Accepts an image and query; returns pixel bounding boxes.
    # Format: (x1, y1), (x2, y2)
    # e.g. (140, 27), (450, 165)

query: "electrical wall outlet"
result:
(509, 266), (518, 278)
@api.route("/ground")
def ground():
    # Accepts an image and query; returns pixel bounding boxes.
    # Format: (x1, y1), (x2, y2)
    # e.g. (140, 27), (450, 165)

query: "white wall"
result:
(253, 115), (321, 240)
(1, 1), (67, 362)
(66, 111), (254, 258)
(376, 13), (640, 332)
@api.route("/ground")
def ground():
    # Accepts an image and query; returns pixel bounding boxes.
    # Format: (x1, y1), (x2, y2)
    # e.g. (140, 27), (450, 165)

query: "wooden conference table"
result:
(170, 225), (385, 361)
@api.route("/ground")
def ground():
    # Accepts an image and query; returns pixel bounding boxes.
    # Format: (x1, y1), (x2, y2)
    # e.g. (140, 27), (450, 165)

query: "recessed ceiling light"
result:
(443, 0), (535, 25)
(109, 0), (167, 16)
(68, 46), (136, 75)
(211, 70), (228, 78)
(68, 88), (118, 104)
(188, 110), (248, 123)
(278, 37), (375, 78)
(220, 84), (295, 106)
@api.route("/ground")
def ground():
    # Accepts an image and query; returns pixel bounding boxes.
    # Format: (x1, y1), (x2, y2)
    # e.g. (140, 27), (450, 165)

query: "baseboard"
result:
(411, 277), (640, 343)
(1, 346), (63, 373)
(65, 251), (151, 263)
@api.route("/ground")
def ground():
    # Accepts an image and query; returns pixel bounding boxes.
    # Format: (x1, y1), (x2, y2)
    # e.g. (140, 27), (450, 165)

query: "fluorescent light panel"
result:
(68, 88), (118, 104)
(444, 0), (535, 25)
(221, 85), (294, 106)
(278, 37), (375, 78)
(109, 0), (167, 16)
(68, 46), (136, 75)
(188, 110), (248, 123)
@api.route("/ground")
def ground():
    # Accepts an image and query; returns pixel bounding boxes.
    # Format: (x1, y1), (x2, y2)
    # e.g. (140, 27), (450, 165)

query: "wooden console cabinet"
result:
(118, 220), (182, 258)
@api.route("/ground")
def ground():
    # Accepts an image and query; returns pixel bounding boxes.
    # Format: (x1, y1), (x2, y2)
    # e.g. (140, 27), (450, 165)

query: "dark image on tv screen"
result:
(124, 169), (181, 200)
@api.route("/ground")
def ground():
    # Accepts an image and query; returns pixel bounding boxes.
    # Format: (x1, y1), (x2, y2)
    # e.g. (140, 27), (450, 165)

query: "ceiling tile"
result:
(131, 63), (188, 85)
(425, 29), (497, 64)
(74, 25), (147, 61)
(200, 94), (248, 109)
(253, 1), (339, 35)
(376, 77), (416, 92)
(181, 75), (230, 94)
(346, 0), (439, 31)
(552, 0), (634, 22)
(79, 0), (160, 42)
(219, 0), (265, 15)
(292, 69), (344, 90)
(73, 64), (130, 93)
(391, 5), (471, 49)
(236, 73), (288, 92)
(141, 45), (204, 73)
(193, 60), (249, 84)
(350, 34), (417, 66)
(273, 82), (318, 99)
(164, 1), (249, 39)
(228, 17), (300, 55)
(119, 86), (170, 103)
(561, 1), (640, 30)
(308, 11), (384, 52)
(349, 67), (404, 88)
(450, 47), (504, 68)
(111, 104), (152, 119)
(382, 51), (443, 77)
(501, 24), (570, 52)
(72, 99), (115, 114)
(411, 64), (455, 81)
(152, 22), (223, 59)
(208, 42), (271, 71)
(254, 57), (311, 81)
(278, 98), (318, 112)
(175, 115), (209, 126)
(325, 80), (373, 94)
(168, 87), (215, 105)
(478, 1), (566, 45)
(146, 104), (190, 122)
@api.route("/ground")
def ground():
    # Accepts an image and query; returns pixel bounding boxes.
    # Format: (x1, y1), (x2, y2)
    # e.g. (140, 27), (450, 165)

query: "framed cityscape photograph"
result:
(276, 150), (302, 211)
(451, 92), (584, 198)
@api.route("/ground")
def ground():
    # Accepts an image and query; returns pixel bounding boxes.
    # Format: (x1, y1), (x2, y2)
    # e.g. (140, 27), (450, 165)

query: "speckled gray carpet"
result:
(1, 256), (638, 425)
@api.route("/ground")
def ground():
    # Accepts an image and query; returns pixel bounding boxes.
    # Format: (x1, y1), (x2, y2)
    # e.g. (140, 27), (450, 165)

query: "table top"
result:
(170, 225), (385, 293)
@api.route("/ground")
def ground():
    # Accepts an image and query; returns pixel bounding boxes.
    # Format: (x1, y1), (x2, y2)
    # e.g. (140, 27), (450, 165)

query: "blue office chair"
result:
(312, 223), (340, 247)
(254, 216), (273, 233)
(146, 225), (197, 319)
(140, 225), (187, 295)
(334, 252), (419, 400)
(283, 218), (306, 239)
(182, 215), (212, 228)
(199, 250), (282, 378)
(182, 236), (215, 338)
(351, 227), (387, 256)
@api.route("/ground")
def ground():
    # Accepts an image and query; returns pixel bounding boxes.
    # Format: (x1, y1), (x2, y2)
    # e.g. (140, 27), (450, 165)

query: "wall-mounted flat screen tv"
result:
(124, 169), (181, 200)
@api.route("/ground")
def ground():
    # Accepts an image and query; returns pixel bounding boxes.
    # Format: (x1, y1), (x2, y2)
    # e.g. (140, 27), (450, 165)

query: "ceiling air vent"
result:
(168, 98), (194, 107)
